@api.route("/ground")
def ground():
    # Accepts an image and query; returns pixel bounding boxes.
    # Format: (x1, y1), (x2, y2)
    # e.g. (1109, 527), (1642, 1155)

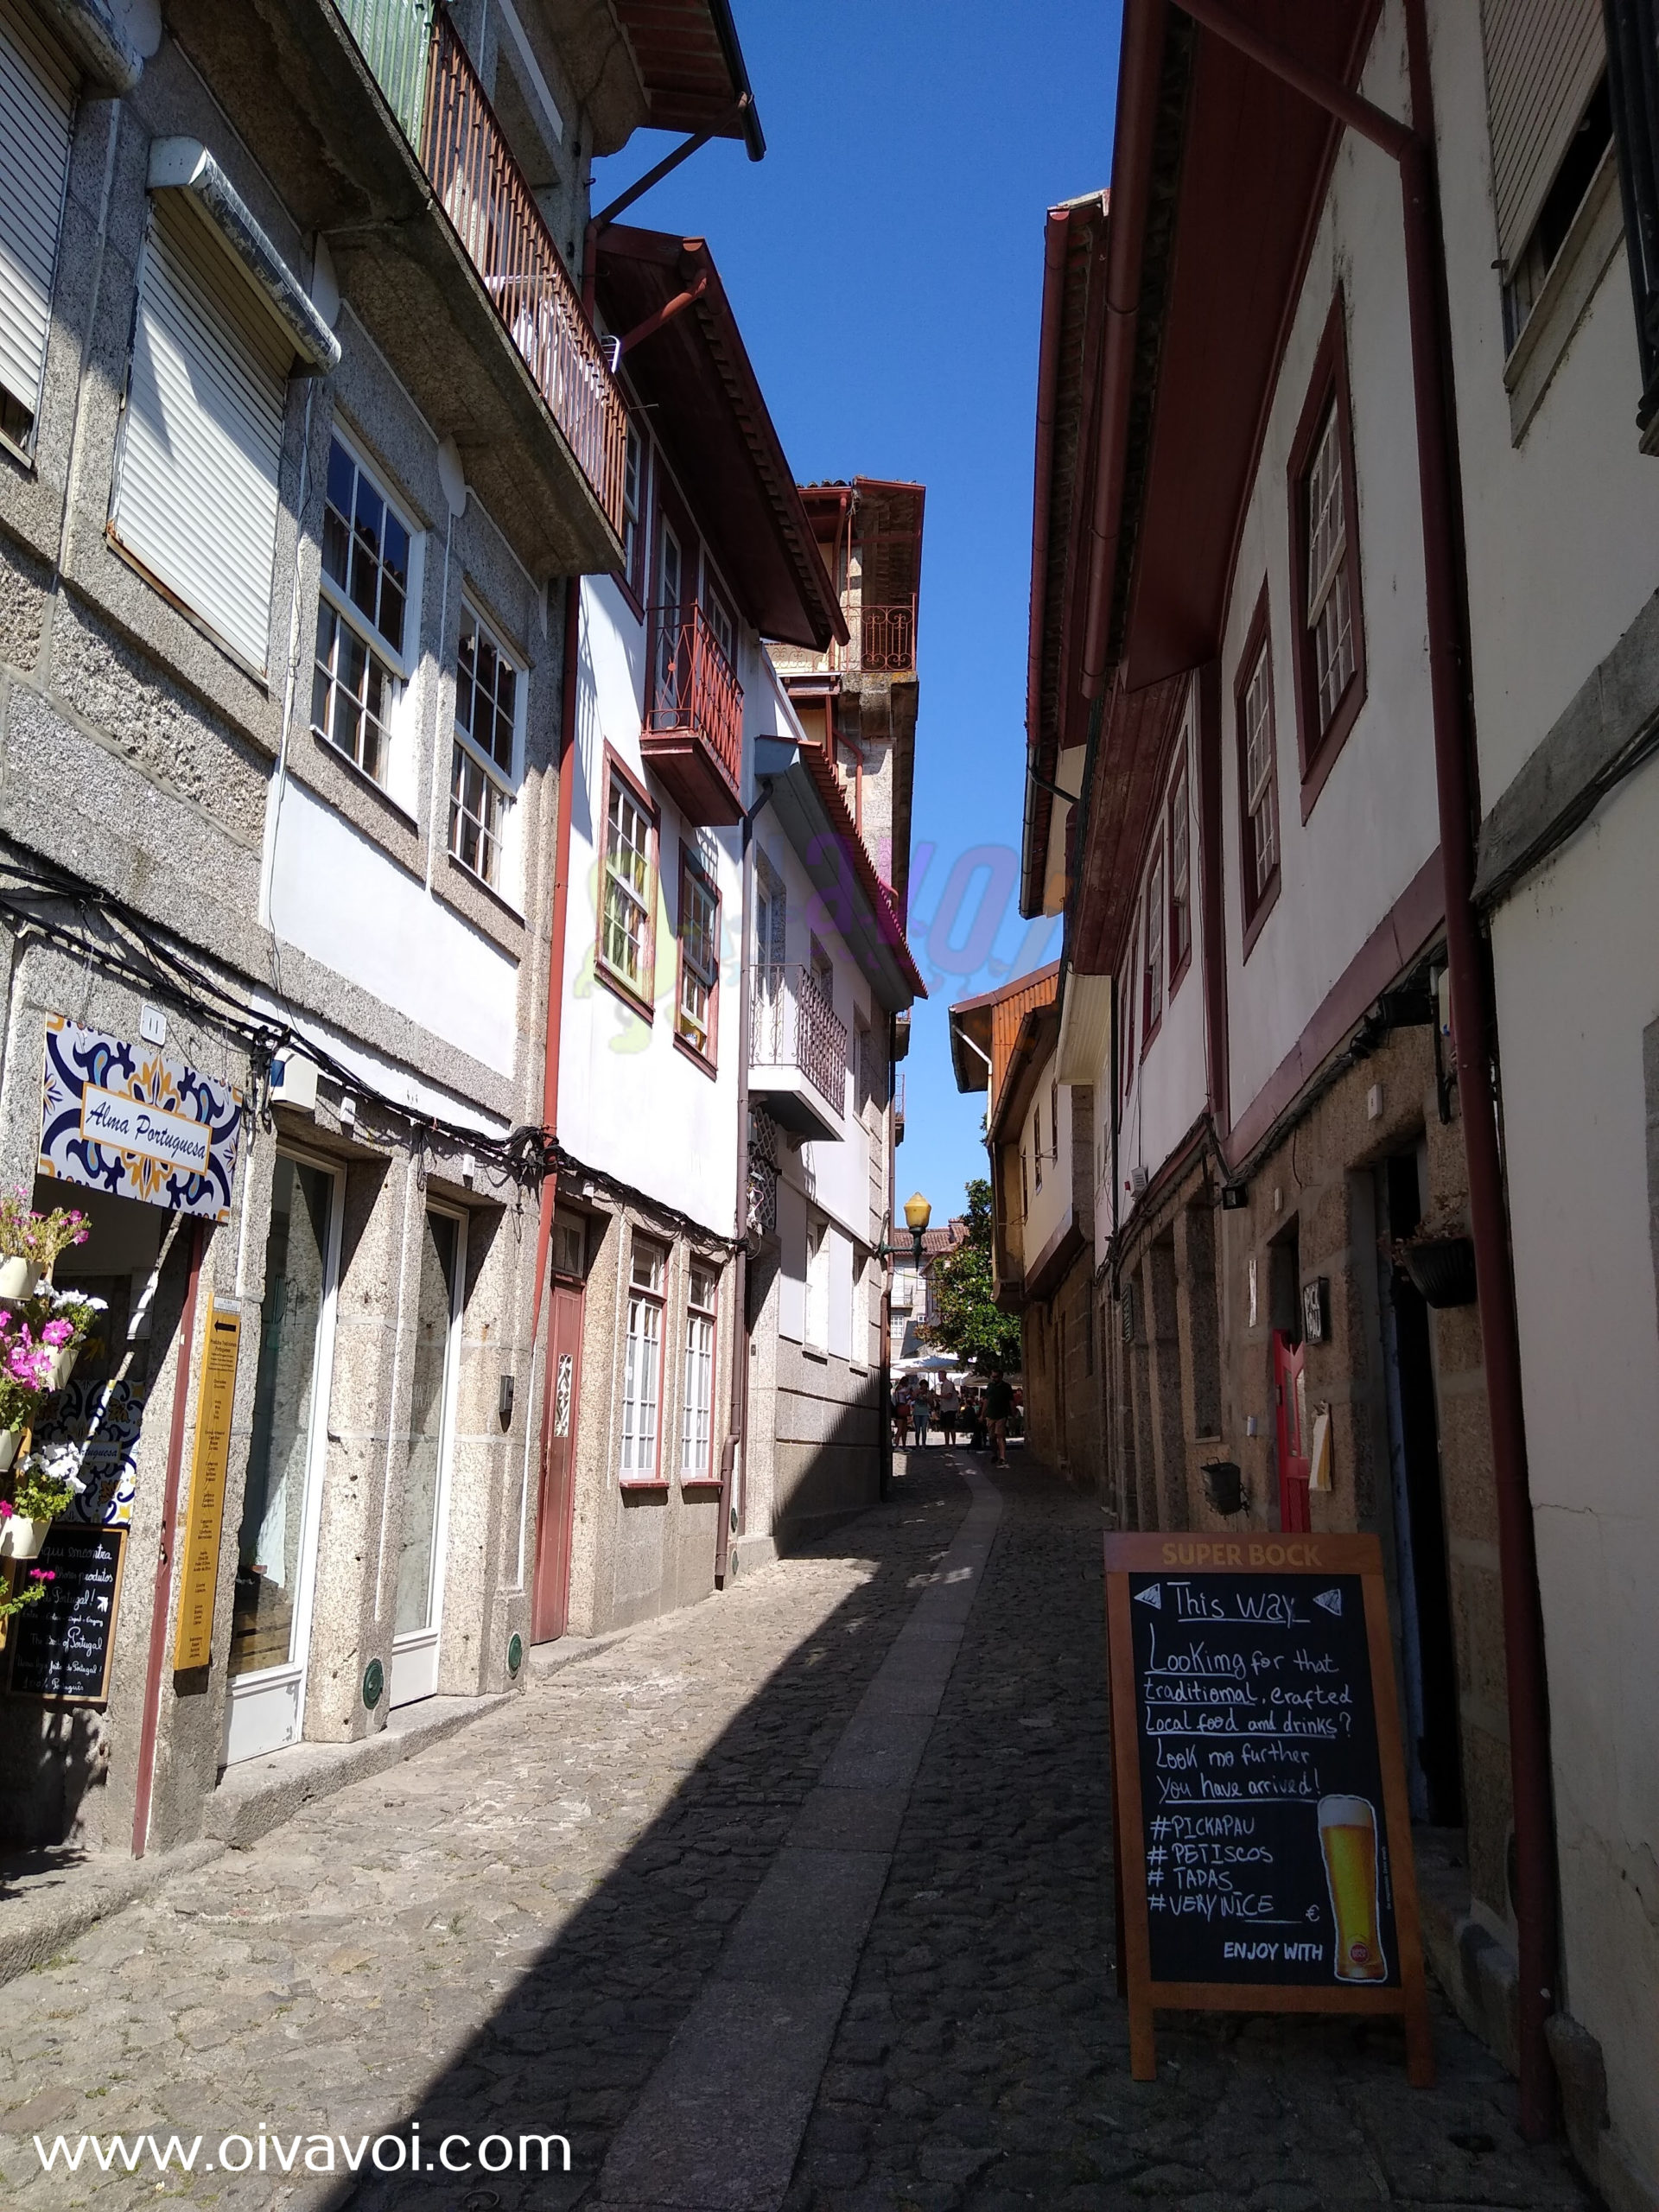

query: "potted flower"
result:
(0, 1356), (40, 1470)
(1393, 1198), (1478, 1309)
(0, 1561), (54, 1619)
(22, 1202), (88, 1287)
(0, 1443), (85, 1558)
(0, 1194), (87, 1300)
(35, 1289), (105, 1389)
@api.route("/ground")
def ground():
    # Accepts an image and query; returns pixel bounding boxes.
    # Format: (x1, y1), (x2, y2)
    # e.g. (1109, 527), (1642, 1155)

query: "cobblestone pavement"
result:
(0, 1452), (1596, 2212)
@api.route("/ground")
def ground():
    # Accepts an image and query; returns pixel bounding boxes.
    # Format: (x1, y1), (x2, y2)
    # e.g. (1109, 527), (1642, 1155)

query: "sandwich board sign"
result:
(1103, 1530), (1432, 2085)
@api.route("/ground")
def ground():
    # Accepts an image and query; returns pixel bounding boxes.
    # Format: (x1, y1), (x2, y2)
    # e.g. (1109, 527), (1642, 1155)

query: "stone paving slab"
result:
(0, 1449), (1602, 2212)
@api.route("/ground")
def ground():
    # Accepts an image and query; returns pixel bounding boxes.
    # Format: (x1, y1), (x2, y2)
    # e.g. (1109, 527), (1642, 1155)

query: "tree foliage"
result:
(927, 1177), (1022, 1375)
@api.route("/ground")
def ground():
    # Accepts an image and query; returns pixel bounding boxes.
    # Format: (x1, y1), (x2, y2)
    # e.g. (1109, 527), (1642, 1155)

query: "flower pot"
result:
(0, 1427), (20, 1473)
(1400, 1236), (1478, 1308)
(1201, 1459), (1246, 1516)
(0, 1255), (33, 1300)
(0, 1514), (49, 1560)
(48, 1346), (79, 1392)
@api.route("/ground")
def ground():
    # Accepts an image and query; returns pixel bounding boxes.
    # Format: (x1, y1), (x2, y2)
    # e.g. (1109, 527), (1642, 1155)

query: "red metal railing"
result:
(647, 606), (744, 796)
(422, 11), (626, 537)
(850, 599), (916, 671)
(750, 965), (848, 1113)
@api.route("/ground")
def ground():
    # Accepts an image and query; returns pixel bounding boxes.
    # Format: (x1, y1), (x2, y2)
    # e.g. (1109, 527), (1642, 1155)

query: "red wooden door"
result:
(531, 1283), (584, 1644)
(1273, 1328), (1311, 1534)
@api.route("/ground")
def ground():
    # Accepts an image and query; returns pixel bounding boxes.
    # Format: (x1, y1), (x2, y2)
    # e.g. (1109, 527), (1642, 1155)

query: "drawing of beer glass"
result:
(1318, 1795), (1387, 1981)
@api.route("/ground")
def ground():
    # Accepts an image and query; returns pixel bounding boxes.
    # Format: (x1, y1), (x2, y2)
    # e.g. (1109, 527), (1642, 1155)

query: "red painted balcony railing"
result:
(850, 599), (916, 671)
(646, 606), (745, 802)
(421, 10), (626, 537)
(750, 965), (848, 1113)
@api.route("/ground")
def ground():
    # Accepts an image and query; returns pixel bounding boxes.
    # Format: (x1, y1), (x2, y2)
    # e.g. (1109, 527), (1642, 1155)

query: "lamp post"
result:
(877, 1194), (931, 1503)
(901, 1191), (932, 1267)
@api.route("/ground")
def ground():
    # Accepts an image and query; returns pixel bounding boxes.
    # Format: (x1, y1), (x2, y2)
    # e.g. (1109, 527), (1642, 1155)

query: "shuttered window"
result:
(0, 0), (76, 452)
(110, 194), (292, 673)
(1480, 0), (1605, 264)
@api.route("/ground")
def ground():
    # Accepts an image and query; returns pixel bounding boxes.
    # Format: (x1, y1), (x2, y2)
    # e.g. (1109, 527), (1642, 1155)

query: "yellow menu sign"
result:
(172, 1298), (241, 1672)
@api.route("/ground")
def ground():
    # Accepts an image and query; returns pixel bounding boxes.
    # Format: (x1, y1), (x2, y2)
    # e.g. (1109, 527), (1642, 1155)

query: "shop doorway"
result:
(531, 1217), (587, 1644)
(1268, 1223), (1309, 1533)
(391, 1205), (467, 1707)
(1377, 1147), (1463, 1825)
(224, 1152), (342, 1765)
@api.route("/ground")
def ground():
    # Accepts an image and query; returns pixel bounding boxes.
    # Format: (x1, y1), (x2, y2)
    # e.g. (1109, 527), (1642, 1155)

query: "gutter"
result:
(1157, 0), (1558, 2140)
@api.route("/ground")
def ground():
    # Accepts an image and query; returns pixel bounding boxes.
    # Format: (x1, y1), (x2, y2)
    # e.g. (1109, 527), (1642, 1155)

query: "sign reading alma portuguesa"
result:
(39, 1017), (243, 1224)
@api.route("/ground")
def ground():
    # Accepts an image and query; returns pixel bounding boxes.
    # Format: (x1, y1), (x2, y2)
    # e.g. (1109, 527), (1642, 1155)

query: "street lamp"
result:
(902, 1192), (932, 1265)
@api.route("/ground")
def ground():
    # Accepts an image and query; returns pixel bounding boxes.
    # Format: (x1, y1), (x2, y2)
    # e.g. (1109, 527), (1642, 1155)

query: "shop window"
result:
(620, 1236), (666, 1482)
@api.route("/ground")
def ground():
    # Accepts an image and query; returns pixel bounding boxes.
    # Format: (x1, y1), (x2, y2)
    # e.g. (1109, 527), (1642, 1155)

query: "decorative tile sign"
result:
(35, 1377), (146, 1529)
(39, 1018), (242, 1223)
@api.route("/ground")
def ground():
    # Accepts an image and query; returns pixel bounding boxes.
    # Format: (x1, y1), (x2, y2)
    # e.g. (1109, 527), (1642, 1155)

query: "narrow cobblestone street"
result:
(1, 1457), (1594, 2212)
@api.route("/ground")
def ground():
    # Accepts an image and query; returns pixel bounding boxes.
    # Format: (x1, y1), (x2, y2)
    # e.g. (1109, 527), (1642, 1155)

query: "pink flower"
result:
(0, 1501), (11, 1519)
(41, 1319), (73, 1347)
(29, 1568), (54, 1583)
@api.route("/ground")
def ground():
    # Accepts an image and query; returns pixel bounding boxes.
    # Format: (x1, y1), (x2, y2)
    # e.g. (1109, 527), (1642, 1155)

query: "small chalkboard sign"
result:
(6, 1525), (127, 1703)
(1104, 1530), (1432, 2085)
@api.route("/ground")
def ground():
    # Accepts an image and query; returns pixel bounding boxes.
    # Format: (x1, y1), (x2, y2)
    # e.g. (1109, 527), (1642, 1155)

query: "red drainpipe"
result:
(131, 1220), (206, 1859)
(1152, 0), (1559, 2138)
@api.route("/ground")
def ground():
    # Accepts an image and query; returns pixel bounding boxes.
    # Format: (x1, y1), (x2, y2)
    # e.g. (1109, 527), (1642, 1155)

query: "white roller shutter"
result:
(0, 0), (76, 443)
(1480, 0), (1605, 264)
(110, 193), (292, 673)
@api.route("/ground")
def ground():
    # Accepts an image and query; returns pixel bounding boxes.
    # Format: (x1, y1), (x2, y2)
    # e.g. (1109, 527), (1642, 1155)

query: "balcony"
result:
(165, 0), (626, 576)
(748, 965), (847, 1143)
(642, 607), (745, 825)
(847, 599), (917, 672)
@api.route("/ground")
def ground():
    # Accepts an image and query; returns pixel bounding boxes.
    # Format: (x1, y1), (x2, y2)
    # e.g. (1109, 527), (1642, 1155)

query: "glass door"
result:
(391, 1205), (465, 1707)
(224, 1152), (342, 1765)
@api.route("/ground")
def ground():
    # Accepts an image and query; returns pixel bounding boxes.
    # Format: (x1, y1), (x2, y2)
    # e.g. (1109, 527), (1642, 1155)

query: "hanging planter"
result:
(1400, 1236), (1478, 1308)
(0, 1427), (21, 1473)
(48, 1345), (79, 1392)
(0, 1255), (35, 1301)
(1201, 1459), (1247, 1516)
(0, 1511), (49, 1560)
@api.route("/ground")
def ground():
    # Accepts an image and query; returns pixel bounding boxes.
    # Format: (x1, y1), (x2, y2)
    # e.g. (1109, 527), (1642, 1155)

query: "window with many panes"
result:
(1236, 589), (1281, 938)
(680, 1261), (717, 1481)
(1143, 844), (1165, 1039)
(450, 605), (522, 891)
(676, 850), (719, 1064)
(620, 1238), (666, 1481)
(601, 766), (656, 1001)
(1121, 944), (1136, 1096)
(314, 435), (413, 785)
(621, 417), (645, 594)
(1168, 762), (1192, 985)
(1288, 296), (1364, 792)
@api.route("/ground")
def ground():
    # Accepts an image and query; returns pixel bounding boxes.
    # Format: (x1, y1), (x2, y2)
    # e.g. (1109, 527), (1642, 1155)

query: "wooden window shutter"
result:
(1480, 0), (1606, 264)
(0, 0), (76, 445)
(110, 194), (290, 673)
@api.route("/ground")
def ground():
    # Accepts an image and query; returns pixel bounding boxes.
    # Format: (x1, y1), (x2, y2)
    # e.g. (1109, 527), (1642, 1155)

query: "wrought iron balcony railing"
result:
(750, 965), (848, 1114)
(334, 0), (626, 539)
(643, 606), (745, 821)
(849, 599), (917, 672)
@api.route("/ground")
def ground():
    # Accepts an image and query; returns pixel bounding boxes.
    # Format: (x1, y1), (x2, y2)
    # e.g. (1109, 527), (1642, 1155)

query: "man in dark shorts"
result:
(983, 1368), (1014, 1466)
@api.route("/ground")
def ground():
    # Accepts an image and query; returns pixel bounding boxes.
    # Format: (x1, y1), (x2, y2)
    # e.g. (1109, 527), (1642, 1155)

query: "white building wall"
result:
(1220, 4), (1440, 1122)
(1016, 1046), (1071, 1274)
(556, 569), (744, 1236)
(1430, 0), (1659, 2188)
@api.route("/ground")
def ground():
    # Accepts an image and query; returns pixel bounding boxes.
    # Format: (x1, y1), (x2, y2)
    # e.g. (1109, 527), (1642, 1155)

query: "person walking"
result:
(983, 1367), (1014, 1467)
(911, 1382), (932, 1450)
(892, 1377), (912, 1452)
(938, 1374), (961, 1446)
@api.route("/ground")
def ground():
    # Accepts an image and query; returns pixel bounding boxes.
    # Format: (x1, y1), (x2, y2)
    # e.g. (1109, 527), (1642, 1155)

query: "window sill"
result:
(594, 959), (656, 1025)
(312, 725), (422, 837)
(1297, 671), (1364, 824)
(802, 1341), (829, 1363)
(444, 849), (526, 926)
(672, 1031), (719, 1080)
(1167, 947), (1192, 1001)
(1140, 1010), (1163, 1060)
(1240, 867), (1281, 963)
(679, 1474), (721, 1492)
(1504, 145), (1623, 447)
(620, 1475), (670, 1493)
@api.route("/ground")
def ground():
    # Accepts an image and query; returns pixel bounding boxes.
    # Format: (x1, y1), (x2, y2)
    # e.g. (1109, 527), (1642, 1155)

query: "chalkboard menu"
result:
(6, 1526), (126, 1703)
(1104, 1531), (1431, 2087)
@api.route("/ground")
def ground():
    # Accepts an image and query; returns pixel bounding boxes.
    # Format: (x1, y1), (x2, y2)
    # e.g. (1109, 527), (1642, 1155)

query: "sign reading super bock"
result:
(39, 1018), (242, 1223)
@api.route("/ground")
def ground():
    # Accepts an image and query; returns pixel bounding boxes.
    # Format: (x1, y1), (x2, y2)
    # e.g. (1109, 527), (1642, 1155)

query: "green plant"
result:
(0, 1565), (53, 1620)
(0, 1369), (40, 1435)
(0, 1192), (88, 1268)
(10, 1445), (84, 1520)
(927, 1178), (1023, 1376)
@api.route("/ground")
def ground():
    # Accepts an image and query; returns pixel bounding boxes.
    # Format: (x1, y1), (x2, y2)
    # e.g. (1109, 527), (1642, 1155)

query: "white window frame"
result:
(449, 597), (526, 896)
(601, 763), (658, 1001)
(620, 1236), (666, 1484)
(680, 1260), (718, 1482)
(312, 428), (421, 801)
(1244, 639), (1278, 904)
(804, 1214), (830, 1355)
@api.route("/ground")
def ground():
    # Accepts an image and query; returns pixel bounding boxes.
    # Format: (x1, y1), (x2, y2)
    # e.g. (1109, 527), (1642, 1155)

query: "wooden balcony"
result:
(642, 607), (745, 825)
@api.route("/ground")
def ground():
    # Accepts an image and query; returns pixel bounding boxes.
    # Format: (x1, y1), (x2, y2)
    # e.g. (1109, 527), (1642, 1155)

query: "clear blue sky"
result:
(594, 2), (1121, 1226)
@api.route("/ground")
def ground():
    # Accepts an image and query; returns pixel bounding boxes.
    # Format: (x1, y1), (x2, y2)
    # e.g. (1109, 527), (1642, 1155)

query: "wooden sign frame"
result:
(1104, 1529), (1433, 2086)
(173, 1297), (241, 1671)
(4, 1524), (128, 1704)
